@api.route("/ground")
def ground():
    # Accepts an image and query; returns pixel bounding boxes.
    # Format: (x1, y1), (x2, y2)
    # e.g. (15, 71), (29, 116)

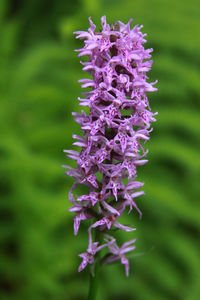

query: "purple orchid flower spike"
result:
(64, 15), (157, 279)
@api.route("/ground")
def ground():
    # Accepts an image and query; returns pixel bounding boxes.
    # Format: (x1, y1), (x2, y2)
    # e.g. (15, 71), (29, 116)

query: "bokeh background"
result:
(0, 0), (200, 299)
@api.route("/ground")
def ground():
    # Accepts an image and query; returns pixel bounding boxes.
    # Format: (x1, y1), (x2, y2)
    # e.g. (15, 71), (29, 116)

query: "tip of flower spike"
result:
(126, 18), (133, 31)
(129, 18), (133, 24)
(88, 16), (96, 32)
(101, 15), (109, 31)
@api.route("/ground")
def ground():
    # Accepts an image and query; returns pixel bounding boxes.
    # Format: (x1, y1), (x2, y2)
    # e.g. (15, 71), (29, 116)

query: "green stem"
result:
(87, 229), (101, 300)
(87, 256), (100, 300)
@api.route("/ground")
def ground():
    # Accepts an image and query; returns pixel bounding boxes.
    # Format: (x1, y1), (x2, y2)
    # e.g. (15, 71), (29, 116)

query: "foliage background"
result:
(0, 0), (200, 299)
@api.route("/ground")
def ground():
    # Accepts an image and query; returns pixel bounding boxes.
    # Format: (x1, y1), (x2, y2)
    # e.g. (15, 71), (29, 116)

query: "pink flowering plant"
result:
(64, 15), (157, 299)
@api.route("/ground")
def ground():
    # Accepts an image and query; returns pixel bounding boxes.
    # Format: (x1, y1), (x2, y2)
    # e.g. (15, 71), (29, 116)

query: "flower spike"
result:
(65, 16), (157, 276)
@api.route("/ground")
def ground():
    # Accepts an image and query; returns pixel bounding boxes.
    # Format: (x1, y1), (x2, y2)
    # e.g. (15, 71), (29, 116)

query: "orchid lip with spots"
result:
(64, 16), (157, 276)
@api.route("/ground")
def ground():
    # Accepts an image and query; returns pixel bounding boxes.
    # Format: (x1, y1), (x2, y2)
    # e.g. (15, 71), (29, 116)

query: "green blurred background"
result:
(0, 0), (200, 299)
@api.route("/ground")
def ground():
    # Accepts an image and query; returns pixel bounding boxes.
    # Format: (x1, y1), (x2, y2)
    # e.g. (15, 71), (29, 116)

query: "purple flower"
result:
(102, 235), (136, 276)
(64, 16), (157, 276)
(78, 241), (108, 272)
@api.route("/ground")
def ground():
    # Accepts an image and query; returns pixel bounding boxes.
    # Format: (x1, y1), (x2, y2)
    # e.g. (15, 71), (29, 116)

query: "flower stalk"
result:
(87, 228), (101, 300)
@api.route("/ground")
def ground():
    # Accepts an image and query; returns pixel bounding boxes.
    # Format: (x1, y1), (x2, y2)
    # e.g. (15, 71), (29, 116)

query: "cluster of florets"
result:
(64, 16), (157, 276)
